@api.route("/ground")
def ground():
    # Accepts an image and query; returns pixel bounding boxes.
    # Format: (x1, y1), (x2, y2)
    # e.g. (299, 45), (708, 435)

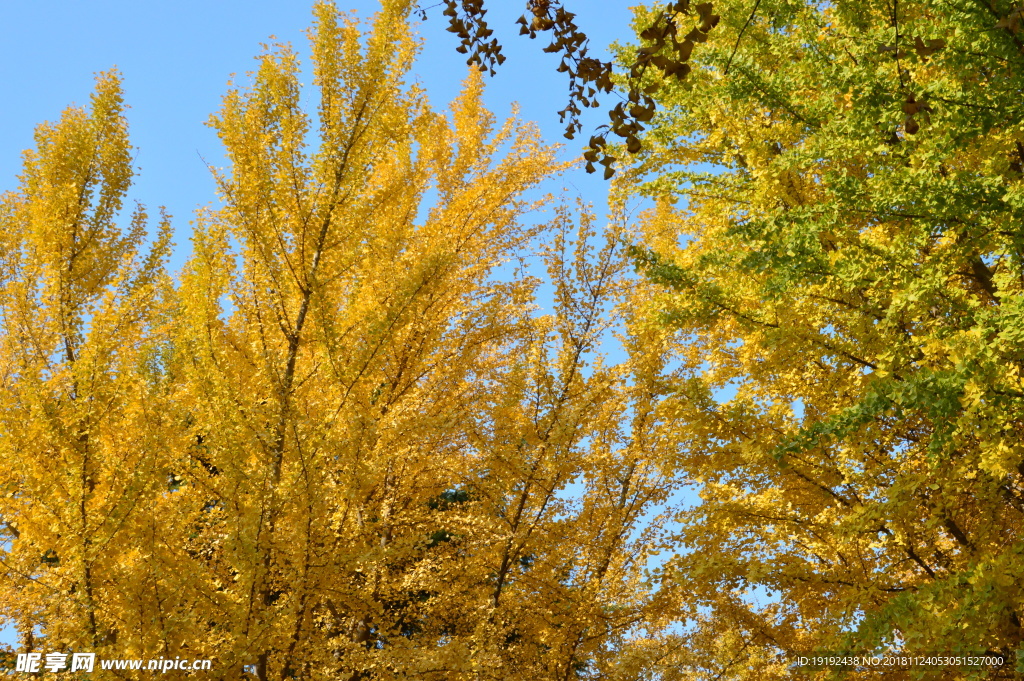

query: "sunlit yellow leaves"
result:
(0, 70), (173, 654)
(0, 3), (695, 680)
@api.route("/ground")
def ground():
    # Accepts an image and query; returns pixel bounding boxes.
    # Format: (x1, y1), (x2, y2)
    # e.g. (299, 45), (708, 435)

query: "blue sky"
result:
(0, 0), (645, 650)
(0, 0), (640, 274)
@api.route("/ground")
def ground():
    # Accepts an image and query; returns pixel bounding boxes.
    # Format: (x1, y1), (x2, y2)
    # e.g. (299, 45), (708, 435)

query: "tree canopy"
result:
(0, 2), (685, 679)
(3, 0), (1024, 678)
(620, 0), (1024, 676)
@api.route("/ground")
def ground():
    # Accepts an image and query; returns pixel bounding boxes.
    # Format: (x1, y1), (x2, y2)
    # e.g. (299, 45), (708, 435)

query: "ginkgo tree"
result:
(0, 69), (174, 655)
(0, 1), (689, 679)
(621, 0), (1024, 677)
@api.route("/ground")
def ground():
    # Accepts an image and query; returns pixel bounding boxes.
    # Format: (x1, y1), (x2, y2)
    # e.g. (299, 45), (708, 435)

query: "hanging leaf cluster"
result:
(515, 2), (614, 144)
(901, 92), (932, 134)
(994, 4), (1024, 34)
(586, 2), (720, 178)
(433, 0), (505, 75)
(422, 0), (718, 178)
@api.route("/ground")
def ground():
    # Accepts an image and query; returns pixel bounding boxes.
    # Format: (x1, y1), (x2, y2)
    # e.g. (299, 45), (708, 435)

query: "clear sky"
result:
(0, 0), (643, 649)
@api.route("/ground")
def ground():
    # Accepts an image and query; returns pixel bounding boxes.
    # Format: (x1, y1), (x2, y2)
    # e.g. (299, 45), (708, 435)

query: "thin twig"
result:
(725, 0), (763, 75)
(893, 0), (906, 87)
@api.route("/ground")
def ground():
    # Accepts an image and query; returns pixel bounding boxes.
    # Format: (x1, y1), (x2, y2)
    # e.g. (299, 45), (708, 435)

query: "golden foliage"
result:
(0, 3), (684, 680)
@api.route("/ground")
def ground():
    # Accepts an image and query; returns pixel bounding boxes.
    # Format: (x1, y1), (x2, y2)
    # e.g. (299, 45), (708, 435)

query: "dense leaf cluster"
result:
(620, 0), (1024, 676)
